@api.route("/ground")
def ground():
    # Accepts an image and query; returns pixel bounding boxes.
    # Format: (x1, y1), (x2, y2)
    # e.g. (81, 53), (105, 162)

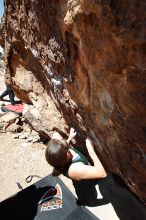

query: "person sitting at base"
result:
(0, 84), (15, 105)
(45, 128), (107, 181)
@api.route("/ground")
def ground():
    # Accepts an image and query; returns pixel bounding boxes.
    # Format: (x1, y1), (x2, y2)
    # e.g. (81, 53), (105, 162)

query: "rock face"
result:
(0, 18), (4, 48)
(1, 0), (146, 203)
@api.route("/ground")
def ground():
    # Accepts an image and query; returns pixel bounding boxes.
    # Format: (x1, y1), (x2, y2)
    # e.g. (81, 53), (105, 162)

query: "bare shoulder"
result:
(68, 162), (90, 180)
(68, 162), (107, 180)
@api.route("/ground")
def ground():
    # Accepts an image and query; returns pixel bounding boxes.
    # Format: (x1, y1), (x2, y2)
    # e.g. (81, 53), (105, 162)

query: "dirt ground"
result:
(0, 132), (75, 202)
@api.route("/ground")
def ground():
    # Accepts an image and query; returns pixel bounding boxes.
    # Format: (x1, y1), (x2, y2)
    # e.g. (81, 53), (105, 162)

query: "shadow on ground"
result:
(0, 175), (98, 220)
(0, 185), (47, 220)
(73, 174), (146, 220)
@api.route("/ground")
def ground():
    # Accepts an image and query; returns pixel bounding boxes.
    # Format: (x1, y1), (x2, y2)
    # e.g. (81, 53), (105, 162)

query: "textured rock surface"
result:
(1, 0), (146, 202)
(0, 18), (4, 48)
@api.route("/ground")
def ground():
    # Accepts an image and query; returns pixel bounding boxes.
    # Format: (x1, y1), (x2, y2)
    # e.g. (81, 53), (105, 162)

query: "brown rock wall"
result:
(2, 0), (146, 202)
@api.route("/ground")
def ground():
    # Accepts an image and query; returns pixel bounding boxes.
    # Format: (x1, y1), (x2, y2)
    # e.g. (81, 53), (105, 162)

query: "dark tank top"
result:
(63, 147), (89, 178)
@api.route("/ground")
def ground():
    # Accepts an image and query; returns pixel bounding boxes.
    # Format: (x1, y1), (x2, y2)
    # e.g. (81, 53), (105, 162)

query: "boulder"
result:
(2, 0), (146, 203)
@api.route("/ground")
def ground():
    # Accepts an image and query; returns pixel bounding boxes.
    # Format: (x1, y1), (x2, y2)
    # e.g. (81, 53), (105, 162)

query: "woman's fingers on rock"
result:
(70, 127), (77, 137)
(86, 137), (94, 147)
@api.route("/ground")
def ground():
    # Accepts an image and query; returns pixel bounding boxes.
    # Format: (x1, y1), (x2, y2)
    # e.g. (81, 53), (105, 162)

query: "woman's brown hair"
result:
(45, 139), (72, 176)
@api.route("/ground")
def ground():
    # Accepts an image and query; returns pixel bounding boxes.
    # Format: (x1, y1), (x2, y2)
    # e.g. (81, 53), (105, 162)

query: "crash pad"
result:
(0, 175), (98, 220)
(1, 103), (24, 114)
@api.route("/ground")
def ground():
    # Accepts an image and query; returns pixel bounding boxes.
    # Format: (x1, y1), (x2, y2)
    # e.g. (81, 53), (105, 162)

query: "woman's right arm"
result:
(68, 138), (107, 181)
(86, 138), (107, 177)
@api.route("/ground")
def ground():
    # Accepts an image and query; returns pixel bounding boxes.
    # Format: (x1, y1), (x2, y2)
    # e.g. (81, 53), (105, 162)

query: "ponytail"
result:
(52, 166), (68, 176)
(52, 168), (62, 176)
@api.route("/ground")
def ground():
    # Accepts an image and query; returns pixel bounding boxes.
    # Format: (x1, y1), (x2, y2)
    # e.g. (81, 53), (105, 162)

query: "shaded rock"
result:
(0, 112), (19, 131)
(0, 52), (3, 60)
(13, 130), (40, 143)
(5, 123), (22, 133)
(21, 120), (32, 134)
(0, 112), (18, 123)
(18, 133), (29, 139)
(0, 17), (4, 48)
(0, 60), (4, 69)
(25, 134), (40, 143)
